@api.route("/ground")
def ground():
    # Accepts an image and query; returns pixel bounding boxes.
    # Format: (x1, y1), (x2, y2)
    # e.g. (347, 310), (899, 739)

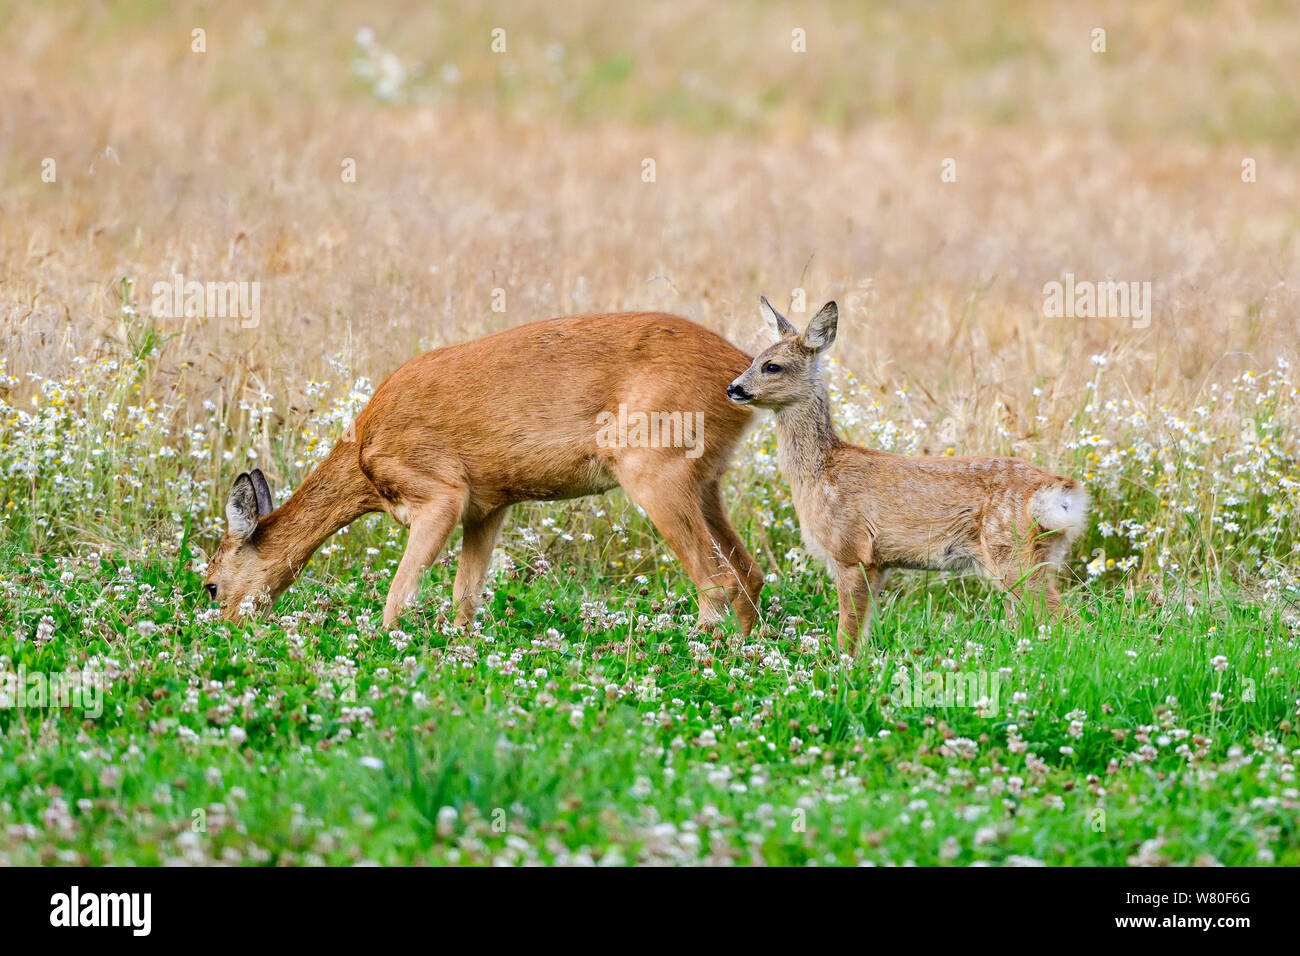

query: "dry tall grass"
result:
(1, 1), (1297, 586)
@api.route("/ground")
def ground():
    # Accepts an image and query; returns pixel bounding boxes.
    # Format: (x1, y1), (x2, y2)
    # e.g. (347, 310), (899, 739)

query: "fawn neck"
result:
(773, 375), (838, 488)
(254, 444), (381, 588)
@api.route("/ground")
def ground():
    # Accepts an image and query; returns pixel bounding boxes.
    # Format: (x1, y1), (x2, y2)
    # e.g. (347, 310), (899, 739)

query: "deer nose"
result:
(727, 383), (751, 401)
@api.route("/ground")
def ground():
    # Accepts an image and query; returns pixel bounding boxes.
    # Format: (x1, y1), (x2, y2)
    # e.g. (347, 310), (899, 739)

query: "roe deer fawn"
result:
(205, 313), (764, 631)
(727, 297), (1088, 654)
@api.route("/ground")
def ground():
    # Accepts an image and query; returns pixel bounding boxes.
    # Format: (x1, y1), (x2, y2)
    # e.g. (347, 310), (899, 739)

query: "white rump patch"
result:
(1029, 483), (1090, 543)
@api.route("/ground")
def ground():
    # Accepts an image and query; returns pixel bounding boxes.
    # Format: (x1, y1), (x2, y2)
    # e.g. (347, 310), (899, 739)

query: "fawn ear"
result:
(759, 295), (799, 340)
(802, 301), (838, 352)
(249, 468), (274, 517)
(226, 473), (261, 541)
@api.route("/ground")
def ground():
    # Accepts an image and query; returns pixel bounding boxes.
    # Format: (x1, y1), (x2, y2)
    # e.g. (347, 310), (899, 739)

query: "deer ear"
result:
(225, 473), (260, 541)
(250, 468), (274, 517)
(802, 301), (838, 352)
(759, 295), (799, 340)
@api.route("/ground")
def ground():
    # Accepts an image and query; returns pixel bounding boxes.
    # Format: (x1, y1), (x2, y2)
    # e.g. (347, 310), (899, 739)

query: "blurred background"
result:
(1, 0), (1297, 561)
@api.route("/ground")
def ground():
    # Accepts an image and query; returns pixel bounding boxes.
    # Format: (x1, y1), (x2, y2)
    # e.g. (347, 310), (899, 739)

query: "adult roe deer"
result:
(204, 313), (764, 631)
(726, 297), (1088, 654)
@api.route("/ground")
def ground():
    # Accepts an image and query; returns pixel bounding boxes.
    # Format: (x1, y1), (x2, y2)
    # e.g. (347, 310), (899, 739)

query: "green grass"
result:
(1, 543), (1295, 866)
(1, 308), (1296, 865)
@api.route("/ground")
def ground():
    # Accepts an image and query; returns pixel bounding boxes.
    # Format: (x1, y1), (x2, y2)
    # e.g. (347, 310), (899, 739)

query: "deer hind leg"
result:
(1017, 538), (1071, 621)
(699, 479), (763, 634)
(617, 462), (736, 629)
(1002, 564), (1064, 621)
(835, 563), (882, 657)
(383, 492), (464, 627)
(452, 505), (509, 628)
(981, 534), (1064, 622)
(975, 535), (1017, 619)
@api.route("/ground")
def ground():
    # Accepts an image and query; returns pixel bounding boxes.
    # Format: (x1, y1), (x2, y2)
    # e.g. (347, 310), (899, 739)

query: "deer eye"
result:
(762, 363), (783, 374)
(206, 583), (218, 600)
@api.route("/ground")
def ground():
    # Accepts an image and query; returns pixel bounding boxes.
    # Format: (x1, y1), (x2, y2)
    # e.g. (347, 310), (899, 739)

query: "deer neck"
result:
(773, 381), (837, 491)
(253, 444), (380, 591)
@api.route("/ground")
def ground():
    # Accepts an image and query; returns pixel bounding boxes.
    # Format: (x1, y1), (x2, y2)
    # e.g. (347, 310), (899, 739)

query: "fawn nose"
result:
(727, 383), (751, 401)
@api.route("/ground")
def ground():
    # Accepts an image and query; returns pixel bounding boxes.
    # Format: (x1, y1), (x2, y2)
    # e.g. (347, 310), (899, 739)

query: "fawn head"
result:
(727, 296), (838, 410)
(204, 468), (279, 619)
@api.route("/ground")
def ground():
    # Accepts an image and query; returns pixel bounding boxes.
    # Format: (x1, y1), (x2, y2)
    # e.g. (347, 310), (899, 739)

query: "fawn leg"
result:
(986, 537), (1066, 622)
(835, 564), (881, 656)
(1014, 547), (1072, 622)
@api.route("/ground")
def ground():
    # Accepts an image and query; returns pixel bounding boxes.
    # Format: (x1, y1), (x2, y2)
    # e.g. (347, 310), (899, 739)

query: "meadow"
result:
(0, 0), (1297, 865)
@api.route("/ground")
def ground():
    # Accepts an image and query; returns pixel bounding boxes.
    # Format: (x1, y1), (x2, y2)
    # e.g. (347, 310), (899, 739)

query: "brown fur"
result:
(728, 298), (1089, 655)
(205, 312), (764, 631)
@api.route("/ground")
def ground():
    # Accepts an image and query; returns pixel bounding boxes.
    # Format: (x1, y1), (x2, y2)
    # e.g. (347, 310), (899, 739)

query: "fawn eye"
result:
(206, 583), (218, 600)
(762, 363), (783, 374)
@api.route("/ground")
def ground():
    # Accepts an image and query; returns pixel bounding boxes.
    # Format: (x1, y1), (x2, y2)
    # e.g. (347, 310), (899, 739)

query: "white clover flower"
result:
(31, 614), (56, 646)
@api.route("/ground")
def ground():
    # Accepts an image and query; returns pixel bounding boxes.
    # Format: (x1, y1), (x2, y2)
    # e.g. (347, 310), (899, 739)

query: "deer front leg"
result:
(383, 494), (463, 627)
(452, 506), (509, 628)
(835, 564), (881, 657)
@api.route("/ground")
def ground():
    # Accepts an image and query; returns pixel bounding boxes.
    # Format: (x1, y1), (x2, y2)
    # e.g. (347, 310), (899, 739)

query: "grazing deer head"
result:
(204, 468), (280, 617)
